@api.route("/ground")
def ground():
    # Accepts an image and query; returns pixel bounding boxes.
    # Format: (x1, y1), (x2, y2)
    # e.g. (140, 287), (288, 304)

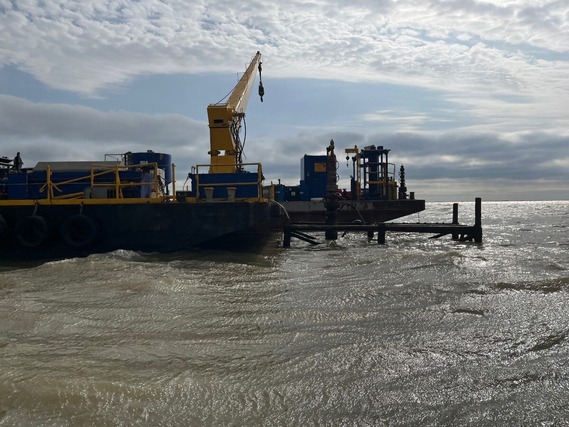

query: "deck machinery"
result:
(277, 144), (405, 202)
(275, 142), (425, 224)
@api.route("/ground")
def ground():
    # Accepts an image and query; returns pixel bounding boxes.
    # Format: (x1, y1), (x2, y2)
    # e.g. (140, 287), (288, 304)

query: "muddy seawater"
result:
(1, 201), (568, 426)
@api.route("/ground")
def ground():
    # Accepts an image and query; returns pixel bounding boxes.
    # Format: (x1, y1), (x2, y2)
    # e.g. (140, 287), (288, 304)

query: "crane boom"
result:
(207, 51), (263, 173)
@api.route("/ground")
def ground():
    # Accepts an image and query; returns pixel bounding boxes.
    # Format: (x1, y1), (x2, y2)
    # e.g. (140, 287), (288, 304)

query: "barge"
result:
(0, 52), (276, 261)
(0, 51), (426, 261)
(0, 152), (275, 260)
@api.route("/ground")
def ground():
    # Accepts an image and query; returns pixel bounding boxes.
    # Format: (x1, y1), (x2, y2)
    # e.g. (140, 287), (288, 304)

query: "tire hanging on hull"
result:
(15, 215), (50, 248)
(61, 215), (98, 248)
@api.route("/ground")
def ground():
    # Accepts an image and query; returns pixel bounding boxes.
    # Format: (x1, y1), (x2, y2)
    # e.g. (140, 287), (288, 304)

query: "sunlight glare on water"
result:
(0, 201), (568, 425)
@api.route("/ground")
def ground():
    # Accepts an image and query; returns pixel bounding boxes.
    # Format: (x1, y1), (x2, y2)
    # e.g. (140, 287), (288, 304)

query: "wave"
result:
(493, 277), (569, 293)
(89, 249), (145, 262)
(529, 331), (567, 352)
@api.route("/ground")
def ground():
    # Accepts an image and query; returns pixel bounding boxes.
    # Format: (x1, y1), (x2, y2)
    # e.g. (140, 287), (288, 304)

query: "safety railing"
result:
(37, 162), (175, 202)
(359, 162), (398, 200)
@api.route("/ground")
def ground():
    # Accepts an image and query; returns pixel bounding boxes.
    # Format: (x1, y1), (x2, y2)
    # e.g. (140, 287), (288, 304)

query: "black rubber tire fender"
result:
(61, 215), (98, 248)
(15, 215), (50, 248)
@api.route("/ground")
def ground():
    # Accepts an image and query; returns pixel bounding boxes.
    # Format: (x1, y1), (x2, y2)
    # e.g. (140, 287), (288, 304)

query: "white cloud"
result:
(0, 94), (209, 166)
(1, 0), (565, 137)
(0, 0), (568, 200)
(1, 92), (568, 201)
(1, 0), (566, 94)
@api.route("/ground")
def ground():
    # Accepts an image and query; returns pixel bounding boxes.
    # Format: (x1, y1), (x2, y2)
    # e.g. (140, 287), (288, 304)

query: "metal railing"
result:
(360, 162), (398, 200)
(37, 162), (174, 202)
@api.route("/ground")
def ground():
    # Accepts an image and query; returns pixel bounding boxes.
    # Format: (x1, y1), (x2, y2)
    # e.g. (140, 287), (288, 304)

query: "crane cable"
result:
(242, 59), (263, 162)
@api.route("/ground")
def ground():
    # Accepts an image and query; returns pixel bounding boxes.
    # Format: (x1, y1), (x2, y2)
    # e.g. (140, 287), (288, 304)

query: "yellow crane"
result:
(207, 51), (264, 173)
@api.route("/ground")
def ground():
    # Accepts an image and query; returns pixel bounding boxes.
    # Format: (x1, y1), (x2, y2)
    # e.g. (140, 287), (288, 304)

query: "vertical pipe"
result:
(115, 165), (120, 199)
(47, 165), (52, 202)
(172, 163), (176, 198)
(384, 151), (389, 199)
(377, 224), (386, 244)
(474, 197), (483, 243)
(452, 203), (459, 240)
(325, 140), (339, 240)
(283, 226), (291, 247)
(452, 203), (459, 224)
(90, 166), (94, 198)
(195, 172), (200, 200)
(451, 203), (458, 240)
(475, 198), (481, 227)
(153, 162), (158, 198)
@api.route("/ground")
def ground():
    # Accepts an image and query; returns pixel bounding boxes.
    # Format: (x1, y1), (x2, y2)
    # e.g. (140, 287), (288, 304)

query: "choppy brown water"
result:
(1, 201), (569, 425)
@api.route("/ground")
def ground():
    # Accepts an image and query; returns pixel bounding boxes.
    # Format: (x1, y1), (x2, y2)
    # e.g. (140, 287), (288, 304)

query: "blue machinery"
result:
(0, 152), (266, 203)
(275, 144), (402, 202)
(0, 151), (172, 201)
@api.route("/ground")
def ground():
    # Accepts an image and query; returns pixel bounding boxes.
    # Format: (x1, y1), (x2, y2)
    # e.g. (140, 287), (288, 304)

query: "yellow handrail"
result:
(37, 162), (170, 203)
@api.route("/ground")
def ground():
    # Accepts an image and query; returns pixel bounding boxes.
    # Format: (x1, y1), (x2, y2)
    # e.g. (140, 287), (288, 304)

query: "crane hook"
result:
(258, 61), (264, 102)
(258, 81), (265, 102)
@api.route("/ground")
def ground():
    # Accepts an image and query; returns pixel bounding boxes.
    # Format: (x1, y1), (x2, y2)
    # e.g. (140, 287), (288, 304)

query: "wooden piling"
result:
(377, 224), (386, 244)
(452, 203), (459, 240)
(473, 197), (482, 243)
(283, 226), (291, 248)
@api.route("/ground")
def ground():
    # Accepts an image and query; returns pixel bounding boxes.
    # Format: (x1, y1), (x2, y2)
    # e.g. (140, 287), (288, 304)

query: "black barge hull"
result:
(0, 201), (275, 261)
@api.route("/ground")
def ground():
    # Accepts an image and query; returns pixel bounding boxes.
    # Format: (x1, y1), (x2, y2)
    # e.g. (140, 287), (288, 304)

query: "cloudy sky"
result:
(1, 0), (568, 201)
